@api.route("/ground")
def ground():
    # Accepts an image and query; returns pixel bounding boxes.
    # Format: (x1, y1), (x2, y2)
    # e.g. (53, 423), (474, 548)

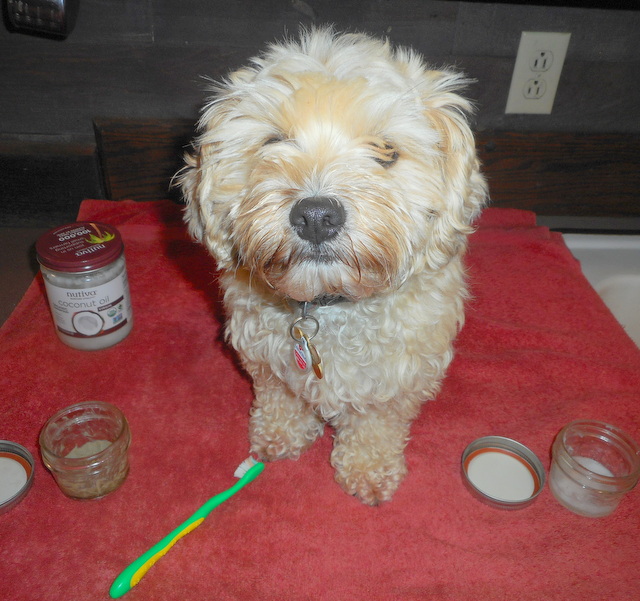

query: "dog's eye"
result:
(370, 141), (399, 168)
(263, 135), (285, 146)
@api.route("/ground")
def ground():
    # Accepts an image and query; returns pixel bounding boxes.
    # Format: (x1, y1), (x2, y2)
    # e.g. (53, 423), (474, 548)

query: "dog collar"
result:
(285, 295), (349, 314)
(315, 294), (349, 306)
(308, 294), (350, 307)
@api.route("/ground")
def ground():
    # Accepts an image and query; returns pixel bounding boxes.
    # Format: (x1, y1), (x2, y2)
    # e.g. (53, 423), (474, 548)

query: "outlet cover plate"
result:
(505, 31), (571, 114)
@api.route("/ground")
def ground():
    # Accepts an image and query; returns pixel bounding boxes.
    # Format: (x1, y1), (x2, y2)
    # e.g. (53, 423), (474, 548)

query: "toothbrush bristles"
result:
(234, 456), (258, 479)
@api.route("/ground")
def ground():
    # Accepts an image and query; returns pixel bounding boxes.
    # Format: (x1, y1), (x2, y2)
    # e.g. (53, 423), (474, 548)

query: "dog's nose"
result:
(289, 196), (345, 244)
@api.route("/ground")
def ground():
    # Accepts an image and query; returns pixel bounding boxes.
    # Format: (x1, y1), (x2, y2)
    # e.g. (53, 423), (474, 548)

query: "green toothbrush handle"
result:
(109, 461), (264, 598)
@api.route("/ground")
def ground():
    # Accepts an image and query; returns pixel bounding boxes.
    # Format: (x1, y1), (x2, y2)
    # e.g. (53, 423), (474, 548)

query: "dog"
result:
(179, 27), (487, 505)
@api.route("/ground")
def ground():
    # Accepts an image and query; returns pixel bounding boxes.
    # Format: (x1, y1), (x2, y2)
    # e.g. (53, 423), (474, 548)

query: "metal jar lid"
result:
(461, 436), (546, 509)
(0, 441), (35, 514)
(36, 222), (124, 272)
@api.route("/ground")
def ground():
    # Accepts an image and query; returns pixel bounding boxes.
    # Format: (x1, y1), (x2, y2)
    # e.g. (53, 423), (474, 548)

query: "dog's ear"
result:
(179, 143), (208, 243)
(178, 91), (244, 268)
(420, 70), (488, 233)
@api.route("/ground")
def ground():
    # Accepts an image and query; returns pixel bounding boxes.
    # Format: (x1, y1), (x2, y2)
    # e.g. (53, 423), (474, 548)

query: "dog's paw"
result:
(331, 446), (408, 506)
(249, 405), (324, 462)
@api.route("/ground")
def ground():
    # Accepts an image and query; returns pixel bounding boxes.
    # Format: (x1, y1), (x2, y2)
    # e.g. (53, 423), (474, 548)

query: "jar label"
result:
(43, 270), (132, 339)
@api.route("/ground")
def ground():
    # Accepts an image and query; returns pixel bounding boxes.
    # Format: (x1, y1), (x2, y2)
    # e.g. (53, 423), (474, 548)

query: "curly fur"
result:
(179, 27), (487, 505)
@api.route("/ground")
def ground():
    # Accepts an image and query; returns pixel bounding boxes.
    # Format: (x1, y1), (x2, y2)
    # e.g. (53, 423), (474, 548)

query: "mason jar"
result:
(40, 401), (131, 500)
(549, 420), (640, 518)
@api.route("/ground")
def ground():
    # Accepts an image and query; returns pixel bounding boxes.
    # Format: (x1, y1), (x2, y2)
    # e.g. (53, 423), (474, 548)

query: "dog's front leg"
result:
(330, 400), (419, 505)
(248, 367), (324, 462)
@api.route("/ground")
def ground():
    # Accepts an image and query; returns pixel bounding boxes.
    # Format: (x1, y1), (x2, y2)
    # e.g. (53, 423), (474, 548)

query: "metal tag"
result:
(292, 328), (312, 372)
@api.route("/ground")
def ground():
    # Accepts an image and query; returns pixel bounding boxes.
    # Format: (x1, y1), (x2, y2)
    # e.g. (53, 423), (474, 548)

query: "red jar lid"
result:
(36, 222), (124, 272)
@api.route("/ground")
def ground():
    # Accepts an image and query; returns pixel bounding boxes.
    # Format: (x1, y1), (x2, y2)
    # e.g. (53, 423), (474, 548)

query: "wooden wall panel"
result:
(2, 1), (639, 142)
(0, 140), (102, 227)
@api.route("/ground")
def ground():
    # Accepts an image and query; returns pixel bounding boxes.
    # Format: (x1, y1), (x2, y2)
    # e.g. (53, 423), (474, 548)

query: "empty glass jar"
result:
(40, 401), (131, 499)
(549, 420), (640, 518)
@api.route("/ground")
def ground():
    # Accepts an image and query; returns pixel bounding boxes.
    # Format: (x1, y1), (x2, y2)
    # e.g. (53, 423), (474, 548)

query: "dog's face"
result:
(181, 28), (486, 302)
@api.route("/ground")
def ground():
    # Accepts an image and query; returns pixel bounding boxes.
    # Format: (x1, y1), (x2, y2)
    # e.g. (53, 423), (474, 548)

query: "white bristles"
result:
(233, 456), (258, 479)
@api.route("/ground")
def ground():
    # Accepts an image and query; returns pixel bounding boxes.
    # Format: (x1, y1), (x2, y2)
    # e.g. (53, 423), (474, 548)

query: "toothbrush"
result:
(109, 457), (264, 598)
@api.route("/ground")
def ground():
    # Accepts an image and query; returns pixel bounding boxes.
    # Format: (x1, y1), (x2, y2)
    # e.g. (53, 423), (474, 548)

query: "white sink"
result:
(562, 234), (640, 348)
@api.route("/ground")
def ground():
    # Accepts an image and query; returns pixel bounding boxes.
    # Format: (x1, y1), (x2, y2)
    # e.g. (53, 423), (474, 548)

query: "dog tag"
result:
(308, 340), (324, 379)
(292, 326), (323, 378)
(292, 328), (312, 372)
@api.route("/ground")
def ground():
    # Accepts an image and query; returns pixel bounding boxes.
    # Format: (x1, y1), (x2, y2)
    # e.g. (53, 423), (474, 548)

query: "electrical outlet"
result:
(530, 51), (553, 72)
(524, 78), (547, 99)
(505, 31), (571, 114)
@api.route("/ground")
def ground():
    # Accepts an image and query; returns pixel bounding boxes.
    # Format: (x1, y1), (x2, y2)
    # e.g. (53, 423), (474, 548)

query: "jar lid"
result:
(0, 441), (35, 514)
(36, 222), (124, 272)
(461, 436), (546, 510)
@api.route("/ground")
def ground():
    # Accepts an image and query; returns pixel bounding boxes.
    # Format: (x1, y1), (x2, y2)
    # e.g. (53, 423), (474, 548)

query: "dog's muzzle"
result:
(289, 196), (345, 245)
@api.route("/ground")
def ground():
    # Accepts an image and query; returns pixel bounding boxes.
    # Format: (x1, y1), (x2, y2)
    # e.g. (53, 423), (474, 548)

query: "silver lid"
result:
(0, 441), (35, 514)
(461, 436), (546, 509)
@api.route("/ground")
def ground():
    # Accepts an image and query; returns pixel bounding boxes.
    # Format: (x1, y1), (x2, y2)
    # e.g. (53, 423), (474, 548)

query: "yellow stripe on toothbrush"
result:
(130, 518), (205, 587)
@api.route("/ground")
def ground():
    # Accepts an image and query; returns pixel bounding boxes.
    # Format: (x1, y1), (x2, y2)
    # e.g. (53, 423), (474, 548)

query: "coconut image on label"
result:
(72, 311), (104, 336)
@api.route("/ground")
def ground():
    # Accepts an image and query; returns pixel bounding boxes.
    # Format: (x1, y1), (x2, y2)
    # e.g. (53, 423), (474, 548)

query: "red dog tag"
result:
(293, 337), (312, 372)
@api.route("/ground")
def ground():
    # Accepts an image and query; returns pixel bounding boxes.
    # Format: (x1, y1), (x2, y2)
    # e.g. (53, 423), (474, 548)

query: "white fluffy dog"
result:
(180, 27), (487, 505)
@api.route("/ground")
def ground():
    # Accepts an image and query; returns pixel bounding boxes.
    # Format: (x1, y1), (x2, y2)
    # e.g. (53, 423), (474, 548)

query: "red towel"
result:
(1, 200), (639, 601)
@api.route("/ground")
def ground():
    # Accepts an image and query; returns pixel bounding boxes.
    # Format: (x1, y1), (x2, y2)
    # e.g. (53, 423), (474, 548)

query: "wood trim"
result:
(93, 118), (640, 217)
(476, 131), (640, 217)
(93, 118), (196, 203)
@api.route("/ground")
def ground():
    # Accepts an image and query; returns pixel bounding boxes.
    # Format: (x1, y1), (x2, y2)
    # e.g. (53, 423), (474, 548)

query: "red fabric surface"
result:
(1, 200), (639, 601)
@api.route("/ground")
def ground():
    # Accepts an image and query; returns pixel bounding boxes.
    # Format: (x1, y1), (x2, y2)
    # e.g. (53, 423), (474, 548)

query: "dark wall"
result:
(1, 0), (639, 148)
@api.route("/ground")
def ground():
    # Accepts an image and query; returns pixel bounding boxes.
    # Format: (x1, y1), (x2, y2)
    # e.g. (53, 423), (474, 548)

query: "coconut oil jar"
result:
(36, 222), (133, 350)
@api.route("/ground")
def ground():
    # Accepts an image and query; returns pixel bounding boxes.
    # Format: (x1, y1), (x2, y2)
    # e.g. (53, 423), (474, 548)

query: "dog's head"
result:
(180, 27), (487, 303)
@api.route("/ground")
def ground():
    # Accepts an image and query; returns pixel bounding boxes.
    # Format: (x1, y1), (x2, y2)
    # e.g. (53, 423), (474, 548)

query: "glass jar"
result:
(39, 401), (131, 500)
(36, 221), (133, 350)
(549, 420), (640, 518)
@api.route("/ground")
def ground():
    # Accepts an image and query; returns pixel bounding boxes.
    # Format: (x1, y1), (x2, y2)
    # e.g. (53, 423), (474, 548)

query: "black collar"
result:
(286, 294), (350, 314)
(310, 294), (350, 306)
